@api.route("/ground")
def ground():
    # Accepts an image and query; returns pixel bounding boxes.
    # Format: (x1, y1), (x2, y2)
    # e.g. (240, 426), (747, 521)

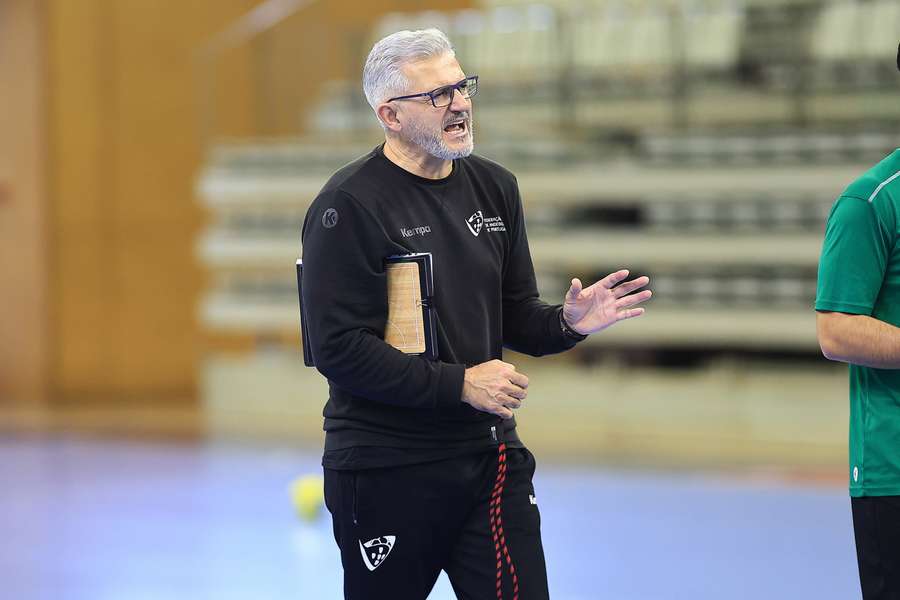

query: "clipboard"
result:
(296, 252), (437, 366)
(296, 259), (315, 366)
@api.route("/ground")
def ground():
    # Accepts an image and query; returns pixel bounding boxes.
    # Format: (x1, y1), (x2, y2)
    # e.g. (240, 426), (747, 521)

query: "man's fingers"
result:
(599, 269), (629, 289)
(612, 276), (650, 298)
(496, 393), (522, 410)
(504, 384), (527, 400)
(618, 307), (646, 320)
(616, 289), (652, 309)
(565, 278), (583, 301)
(507, 371), (529, 389)
(496, 405), (514, 420)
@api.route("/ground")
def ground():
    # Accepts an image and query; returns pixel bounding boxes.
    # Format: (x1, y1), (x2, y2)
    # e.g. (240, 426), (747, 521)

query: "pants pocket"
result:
(324, 469), (360, 525)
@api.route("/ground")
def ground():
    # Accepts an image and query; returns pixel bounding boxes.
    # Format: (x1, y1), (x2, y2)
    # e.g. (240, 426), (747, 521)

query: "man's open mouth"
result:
(443, 119), (468, 135)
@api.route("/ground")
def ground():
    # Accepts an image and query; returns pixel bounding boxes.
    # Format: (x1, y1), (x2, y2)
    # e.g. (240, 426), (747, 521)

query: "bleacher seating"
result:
(860, 0), (900, 62)
(811, 1), (858, 64)
(683, 1), (744, 72)
(198, 0), (900, 359)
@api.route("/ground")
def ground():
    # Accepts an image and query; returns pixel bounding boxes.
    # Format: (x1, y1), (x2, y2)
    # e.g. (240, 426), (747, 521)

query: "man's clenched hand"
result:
(461, 359), (529, 420)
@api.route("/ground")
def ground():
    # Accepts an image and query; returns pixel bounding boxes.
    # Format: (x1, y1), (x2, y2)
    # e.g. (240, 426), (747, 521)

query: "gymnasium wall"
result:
(46, 0), (259, 402)
(0, 0), (49, 404)
(14, 0), (472, 404)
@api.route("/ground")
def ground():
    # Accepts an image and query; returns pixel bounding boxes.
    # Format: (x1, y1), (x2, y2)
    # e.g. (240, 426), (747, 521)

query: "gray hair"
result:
(362, 28), (455, 114)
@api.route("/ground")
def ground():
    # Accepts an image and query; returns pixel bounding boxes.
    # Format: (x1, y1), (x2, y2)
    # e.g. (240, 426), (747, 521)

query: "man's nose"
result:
(448, 88), (471, 113)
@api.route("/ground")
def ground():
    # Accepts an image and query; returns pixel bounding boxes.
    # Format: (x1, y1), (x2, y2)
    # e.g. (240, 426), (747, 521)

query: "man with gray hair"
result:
(301, 28), (651, 599)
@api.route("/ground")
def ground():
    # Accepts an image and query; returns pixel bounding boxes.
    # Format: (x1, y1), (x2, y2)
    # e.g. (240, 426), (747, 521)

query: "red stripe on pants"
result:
(489, 443), (518, 600)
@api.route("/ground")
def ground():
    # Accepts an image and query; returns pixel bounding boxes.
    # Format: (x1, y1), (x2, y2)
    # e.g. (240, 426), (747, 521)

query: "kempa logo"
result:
(322, 208), (339, 229)
(359, 536), (396, 571)
(400, 225), (431, 238)
(466, 210), (506, 236)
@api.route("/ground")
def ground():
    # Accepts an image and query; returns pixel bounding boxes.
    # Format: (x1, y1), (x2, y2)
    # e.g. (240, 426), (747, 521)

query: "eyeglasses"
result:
(386, 76), (478, 108)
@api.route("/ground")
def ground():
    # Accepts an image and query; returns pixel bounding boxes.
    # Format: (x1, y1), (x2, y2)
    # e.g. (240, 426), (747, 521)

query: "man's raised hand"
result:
(563, 270), (651, 335)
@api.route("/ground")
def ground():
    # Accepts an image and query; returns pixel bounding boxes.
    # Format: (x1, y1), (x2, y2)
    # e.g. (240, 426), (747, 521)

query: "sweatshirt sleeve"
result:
(301, 189), (465, 409)
(501, 179), (581, 356)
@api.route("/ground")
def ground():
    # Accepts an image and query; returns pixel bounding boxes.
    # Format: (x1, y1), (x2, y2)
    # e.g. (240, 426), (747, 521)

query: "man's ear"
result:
(376, 103), (401, 133)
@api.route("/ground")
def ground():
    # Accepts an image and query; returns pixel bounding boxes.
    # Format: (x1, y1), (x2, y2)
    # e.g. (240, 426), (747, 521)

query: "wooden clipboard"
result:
(296, 253), (437, 366)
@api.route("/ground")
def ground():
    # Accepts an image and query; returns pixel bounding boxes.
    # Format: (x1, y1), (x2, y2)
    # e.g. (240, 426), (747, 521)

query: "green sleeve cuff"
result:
(814, 300), (873, 316)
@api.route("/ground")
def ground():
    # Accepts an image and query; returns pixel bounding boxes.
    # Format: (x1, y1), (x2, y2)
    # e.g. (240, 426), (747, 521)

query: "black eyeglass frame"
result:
(386, 75), (479, 108)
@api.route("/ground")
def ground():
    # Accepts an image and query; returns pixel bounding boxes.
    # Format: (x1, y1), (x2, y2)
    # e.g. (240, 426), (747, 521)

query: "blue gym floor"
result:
(0, 435), (859, 599)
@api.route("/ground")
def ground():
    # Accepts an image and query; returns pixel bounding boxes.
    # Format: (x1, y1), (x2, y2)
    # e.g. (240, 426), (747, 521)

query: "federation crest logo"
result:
(359, 536), (396, 571)
(465, 210), (483, 236)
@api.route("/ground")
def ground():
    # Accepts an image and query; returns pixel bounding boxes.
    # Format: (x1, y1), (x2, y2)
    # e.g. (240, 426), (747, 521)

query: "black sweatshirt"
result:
(301, 145), (580, 469)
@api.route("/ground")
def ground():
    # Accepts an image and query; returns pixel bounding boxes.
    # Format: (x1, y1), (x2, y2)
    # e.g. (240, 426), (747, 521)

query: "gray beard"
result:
(403, 115), (474, 160)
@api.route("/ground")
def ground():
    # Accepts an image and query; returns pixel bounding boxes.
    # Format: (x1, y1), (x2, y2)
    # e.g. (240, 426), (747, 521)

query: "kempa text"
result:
(400, 225), (432, 238)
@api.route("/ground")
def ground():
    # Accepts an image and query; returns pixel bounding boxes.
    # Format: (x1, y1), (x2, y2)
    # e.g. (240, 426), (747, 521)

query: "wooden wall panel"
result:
(48, 0), (114, 395)
(46, 0), (471, 402)
(0, 0), (49, 403)
(48, 0), (260, 400)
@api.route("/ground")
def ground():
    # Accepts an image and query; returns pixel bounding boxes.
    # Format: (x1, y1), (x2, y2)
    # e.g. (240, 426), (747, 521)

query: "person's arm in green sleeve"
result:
(815, 194), (899, 368)
(816, 312), (900, 369)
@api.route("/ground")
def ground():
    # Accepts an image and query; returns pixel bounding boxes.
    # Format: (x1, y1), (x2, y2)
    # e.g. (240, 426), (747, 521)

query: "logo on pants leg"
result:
(359, 536), (396, 571)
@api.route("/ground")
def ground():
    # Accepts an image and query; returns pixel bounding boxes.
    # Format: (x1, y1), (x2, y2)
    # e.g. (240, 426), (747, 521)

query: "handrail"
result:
(194, 0), (319, 145)
(197, 0), (317, 60)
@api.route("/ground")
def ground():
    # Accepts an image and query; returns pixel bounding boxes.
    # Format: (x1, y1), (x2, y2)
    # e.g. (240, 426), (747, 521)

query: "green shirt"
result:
(816, 149), (900, 497)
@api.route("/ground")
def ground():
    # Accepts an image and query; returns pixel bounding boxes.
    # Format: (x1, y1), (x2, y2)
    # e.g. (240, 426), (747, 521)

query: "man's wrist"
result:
(559, 309), (588, 341)
(439, 362), (467, 408)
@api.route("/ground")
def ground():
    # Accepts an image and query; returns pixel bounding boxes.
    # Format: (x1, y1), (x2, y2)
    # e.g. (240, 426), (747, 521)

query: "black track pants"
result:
(324, 445), (550, 600)
(853, 496), (900, 600)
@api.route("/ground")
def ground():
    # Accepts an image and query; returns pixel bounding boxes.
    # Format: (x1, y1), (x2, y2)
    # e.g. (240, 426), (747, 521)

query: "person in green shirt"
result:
(815, 43), (900, 600)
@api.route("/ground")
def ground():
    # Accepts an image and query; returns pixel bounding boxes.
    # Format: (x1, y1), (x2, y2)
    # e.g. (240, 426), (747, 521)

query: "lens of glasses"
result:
(432, 78), (478, 107)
